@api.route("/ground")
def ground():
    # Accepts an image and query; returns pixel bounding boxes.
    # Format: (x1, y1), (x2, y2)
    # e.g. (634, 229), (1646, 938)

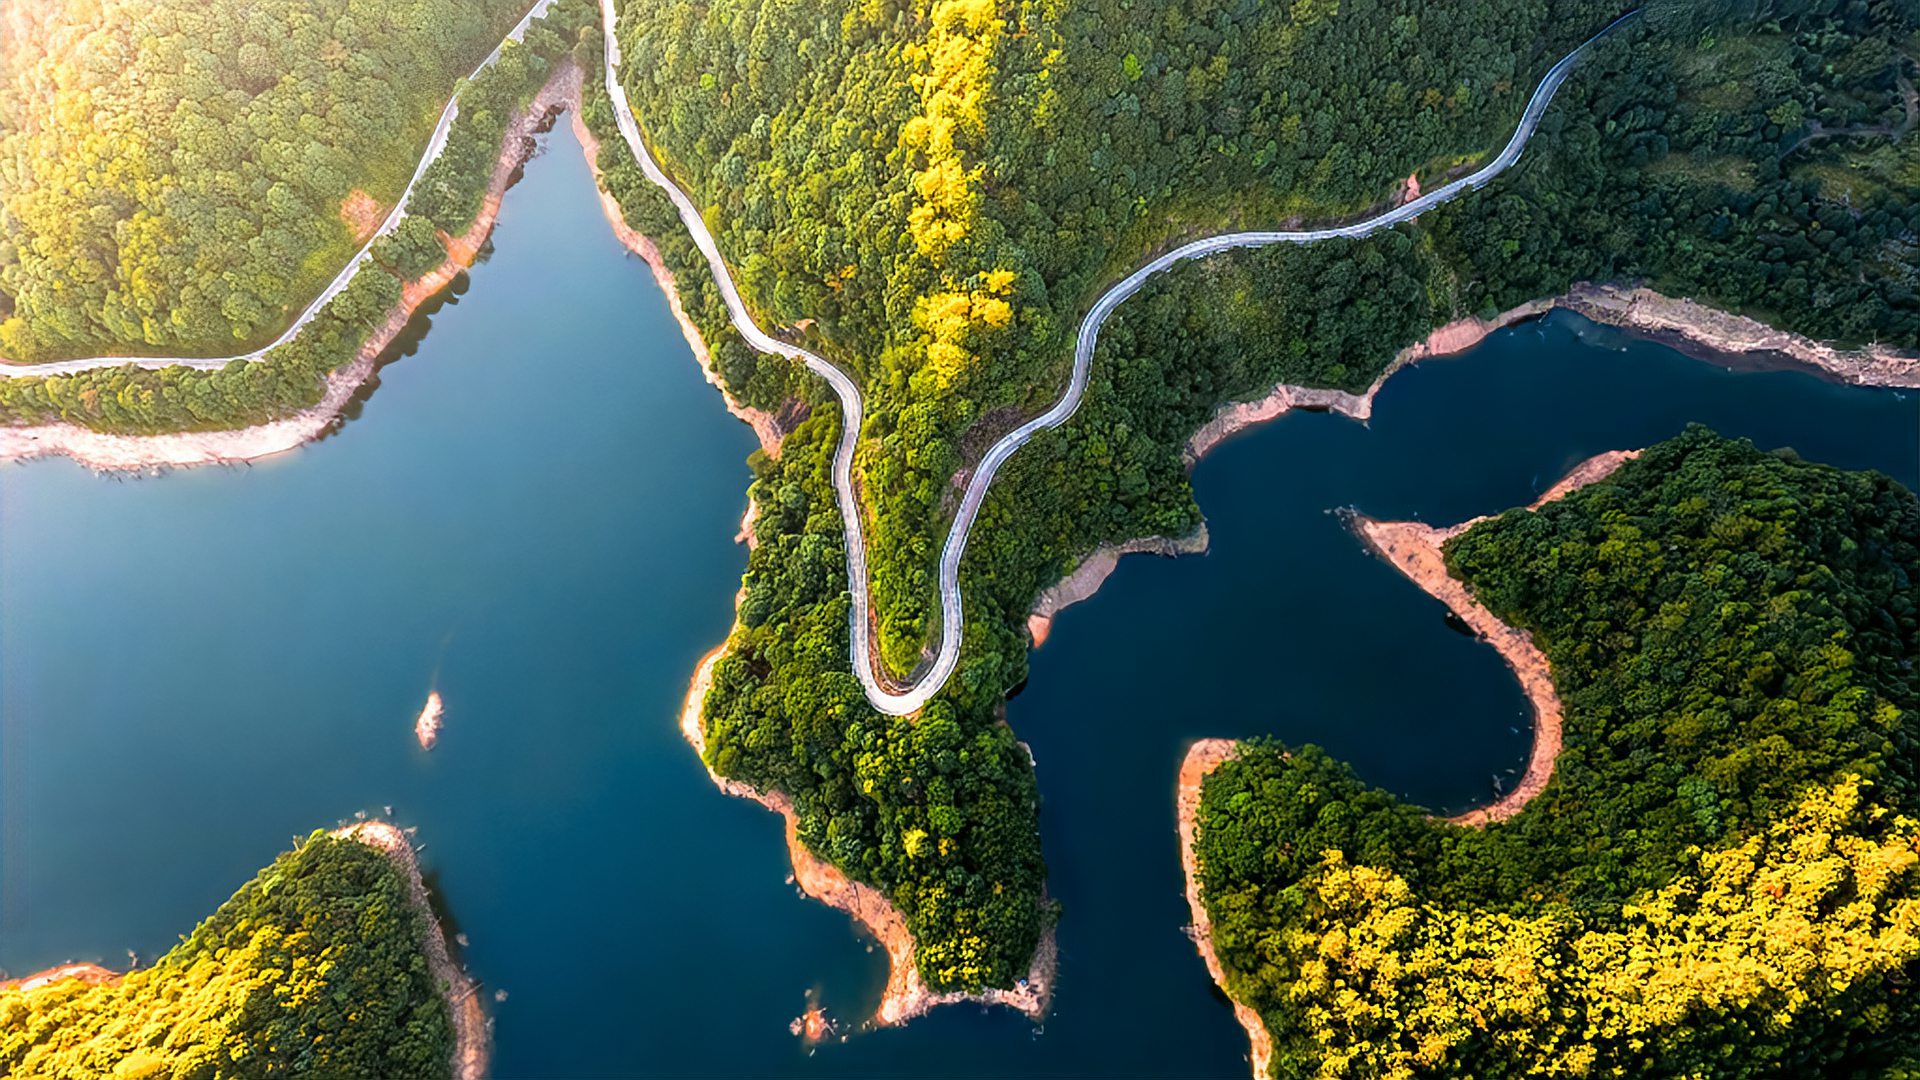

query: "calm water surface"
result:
(2, 123), (1915, 1077)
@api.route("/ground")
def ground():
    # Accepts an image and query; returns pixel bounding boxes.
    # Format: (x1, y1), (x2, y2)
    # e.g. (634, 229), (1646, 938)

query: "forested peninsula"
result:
(0, 0), (529, 360)
(1186, 427), (1920, 1079)
(0, 824), (477, 1080)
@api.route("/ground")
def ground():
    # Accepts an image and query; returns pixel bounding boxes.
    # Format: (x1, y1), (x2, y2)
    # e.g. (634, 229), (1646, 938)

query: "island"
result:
(0, 823), (483, 1079)
(1181, 426), (1920, 1078)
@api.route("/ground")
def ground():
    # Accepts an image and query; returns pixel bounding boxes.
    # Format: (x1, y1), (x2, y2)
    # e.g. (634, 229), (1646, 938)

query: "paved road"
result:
(0, 0), (557, 377)
(603, 0), (1635, 714)
(10, 0), (1628, 716)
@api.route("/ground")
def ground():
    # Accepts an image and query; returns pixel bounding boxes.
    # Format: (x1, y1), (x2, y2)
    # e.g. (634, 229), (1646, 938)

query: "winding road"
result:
(6, 0), (1631, 716)
(0, 0), (557, 378)
(601, 0), (1636, 714)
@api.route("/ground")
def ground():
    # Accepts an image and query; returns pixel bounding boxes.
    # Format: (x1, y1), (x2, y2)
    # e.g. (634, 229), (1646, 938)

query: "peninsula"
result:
(1181, 427), (1920, 1078)
(0, 824), (479, 1079)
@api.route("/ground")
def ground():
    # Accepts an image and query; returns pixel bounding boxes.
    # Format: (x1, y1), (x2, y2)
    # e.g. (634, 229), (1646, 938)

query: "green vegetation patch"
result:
(0, 832), (454, 1080)
(1194, 427), (1920, 1078)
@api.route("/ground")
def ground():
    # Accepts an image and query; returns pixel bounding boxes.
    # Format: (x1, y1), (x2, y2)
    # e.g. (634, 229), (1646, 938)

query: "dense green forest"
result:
(616, 0), (1636, 674)
(583, 0), (1919, 995)
(0, 0), (531, 360)
(1193, 428), (1920, 1078)
(0, 831), (454, 1079)
(0, 0), (596, 433)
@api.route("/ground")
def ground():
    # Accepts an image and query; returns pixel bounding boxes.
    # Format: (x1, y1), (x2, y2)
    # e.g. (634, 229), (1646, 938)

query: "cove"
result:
(3, 120), (1917, 1077)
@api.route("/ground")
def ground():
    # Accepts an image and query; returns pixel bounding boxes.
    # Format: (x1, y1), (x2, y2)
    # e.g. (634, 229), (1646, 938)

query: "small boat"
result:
(416, 691), (445, 750)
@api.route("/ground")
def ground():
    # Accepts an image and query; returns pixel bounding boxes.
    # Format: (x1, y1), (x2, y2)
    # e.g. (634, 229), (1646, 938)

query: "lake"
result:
(2, 120), (1914, 1077)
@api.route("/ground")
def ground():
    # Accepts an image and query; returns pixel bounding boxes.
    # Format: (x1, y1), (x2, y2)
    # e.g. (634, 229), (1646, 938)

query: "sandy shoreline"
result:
(1353, 448), (1635, 824)
(1354, 516), (1564, 826)
(569, 109), (789, 458)
(679, 644), (1055, 1028)
(1180, 280), (1918, 469)
(332, 821), (490, 1080)
(1560, 282), (1920, 387)
(0, 63), (584, 473)
(0, 961), (120, 993)
(1177, 739), (1274, 1080)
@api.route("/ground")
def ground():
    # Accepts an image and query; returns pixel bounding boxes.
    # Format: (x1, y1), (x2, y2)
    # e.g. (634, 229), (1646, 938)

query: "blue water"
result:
(2, 121), (1914, 1077)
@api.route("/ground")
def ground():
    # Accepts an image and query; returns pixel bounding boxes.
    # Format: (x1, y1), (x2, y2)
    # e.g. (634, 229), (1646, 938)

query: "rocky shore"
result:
(332, 821), (491, 1080)
(1028, 525), (1210, 646)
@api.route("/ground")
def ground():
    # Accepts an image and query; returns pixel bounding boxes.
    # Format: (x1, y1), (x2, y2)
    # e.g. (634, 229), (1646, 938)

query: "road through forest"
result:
(599, 0), (1637, 713)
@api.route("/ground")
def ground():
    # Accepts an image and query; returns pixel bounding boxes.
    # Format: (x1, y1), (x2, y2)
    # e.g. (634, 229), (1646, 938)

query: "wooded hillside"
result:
(0, 0), (527, 359)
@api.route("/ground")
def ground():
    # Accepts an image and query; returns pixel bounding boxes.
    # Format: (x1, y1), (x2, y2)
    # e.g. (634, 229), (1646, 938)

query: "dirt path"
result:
(1786, 59), (1917, 155)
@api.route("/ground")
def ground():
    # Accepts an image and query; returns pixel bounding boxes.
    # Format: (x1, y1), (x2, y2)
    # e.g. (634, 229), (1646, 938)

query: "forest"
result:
(0, 831), (454, 1079)
(0, 0), (531, 360)
(0, 0), (596, 433)
(1193, 427), (1920, 1078)
(585, 0), (1919, 996)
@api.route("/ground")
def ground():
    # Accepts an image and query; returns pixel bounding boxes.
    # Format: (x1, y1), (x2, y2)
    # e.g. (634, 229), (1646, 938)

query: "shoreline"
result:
(0, 62), (584, 473)
(1178, 450), (1637, 1078)
(679, 644), (1055, 1028)
(1045, 281), (1915, 641)
(1352, 448), (1636, 825)
(569, 109), (789, 458)
(1181, 280), (1918, 466)
(0, 961), (120, 993)
(1176, 739), (1274, 1080)
(332, 821), (490, 1080)
(1559, 282), (1920, 388)
(1028, 526), (1210, 646)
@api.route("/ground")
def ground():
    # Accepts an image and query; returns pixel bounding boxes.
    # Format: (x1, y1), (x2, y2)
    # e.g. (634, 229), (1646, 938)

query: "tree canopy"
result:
(588, 0), (1919, 997)
(0, 832), (455, 1080)
(0, 0), (533, 360)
